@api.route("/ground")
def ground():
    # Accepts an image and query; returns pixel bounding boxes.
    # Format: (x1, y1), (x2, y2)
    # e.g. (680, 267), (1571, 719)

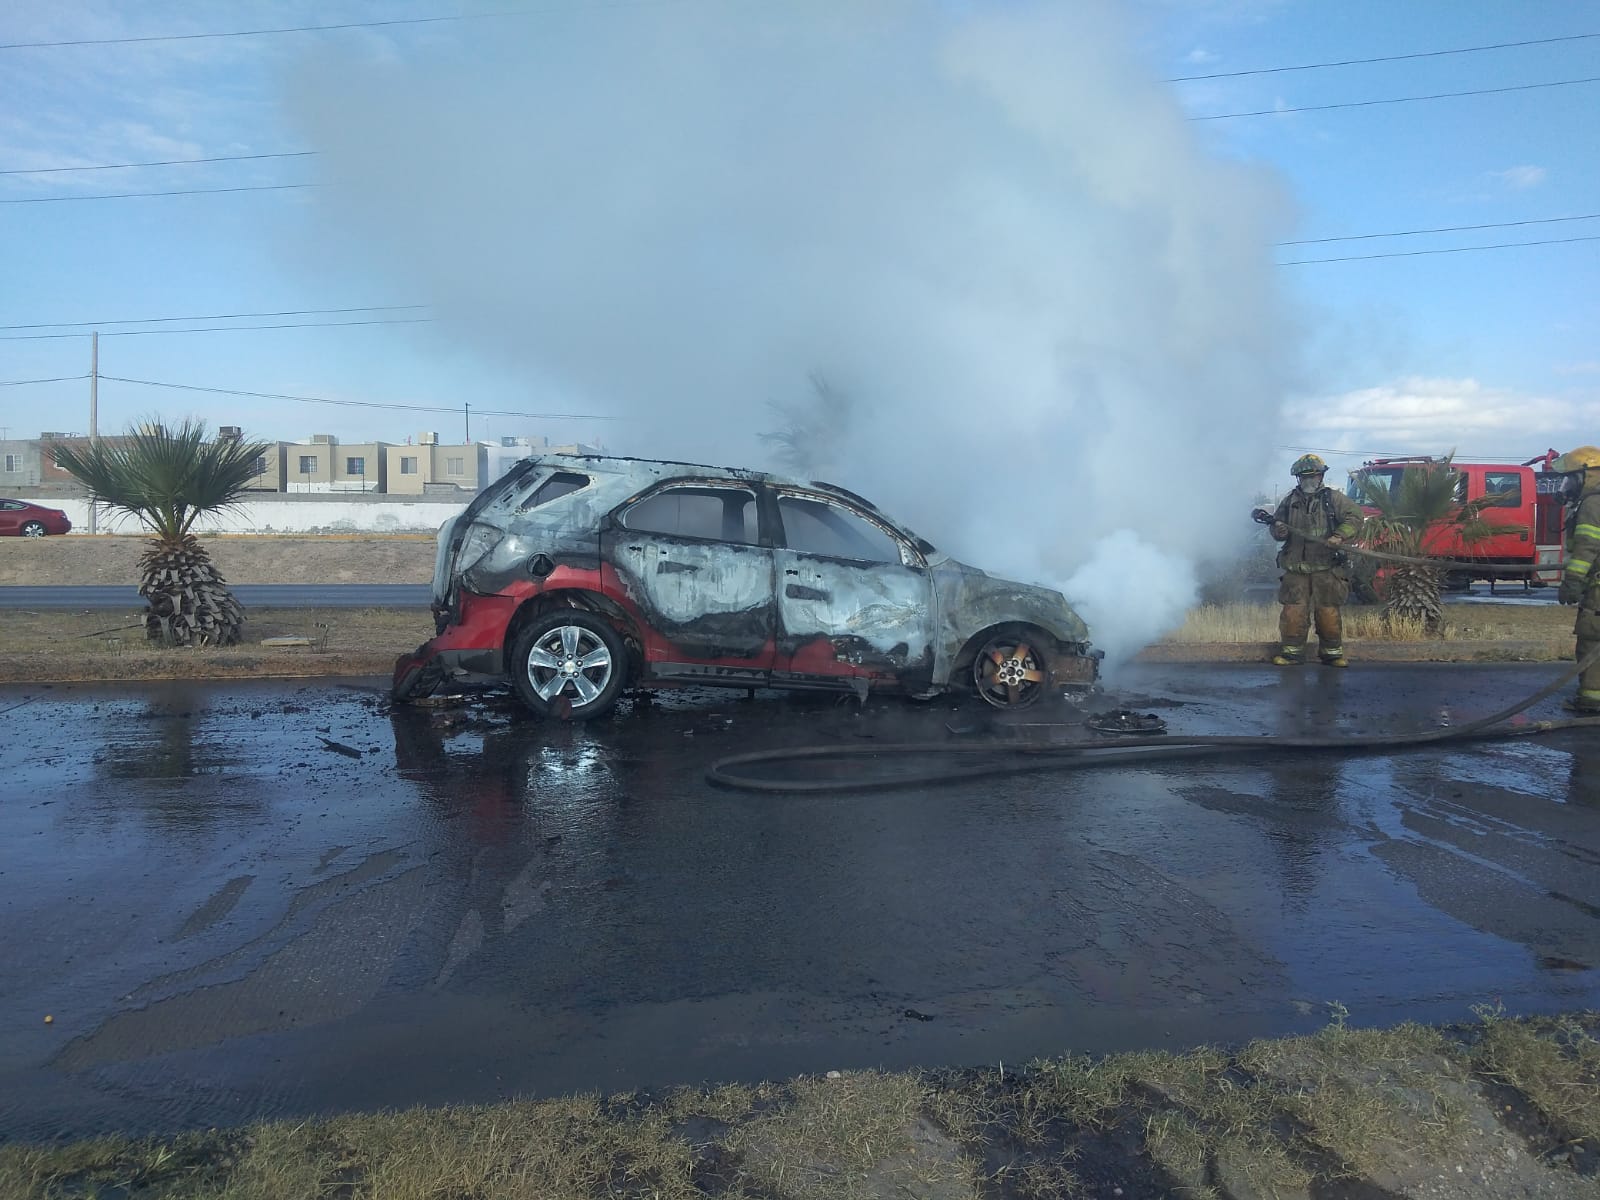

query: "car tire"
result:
(510, 611), (627, 720)
(970, 626), (1052, 710)
(20, 521), (46, 538)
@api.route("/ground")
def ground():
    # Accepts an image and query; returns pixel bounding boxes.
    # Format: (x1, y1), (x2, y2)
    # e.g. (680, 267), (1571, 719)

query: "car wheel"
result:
(20, 521), (46, 538)
(510, 611), (627, 720)
(971, 627), (1050, 709)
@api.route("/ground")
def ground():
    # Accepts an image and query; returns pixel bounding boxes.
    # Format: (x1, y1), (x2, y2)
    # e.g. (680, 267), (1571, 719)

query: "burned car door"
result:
(600, 482), (776, 681)
(770, 490), (935, 688)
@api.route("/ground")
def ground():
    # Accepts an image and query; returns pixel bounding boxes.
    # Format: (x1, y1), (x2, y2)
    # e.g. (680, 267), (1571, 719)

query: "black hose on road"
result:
(706, 647), (1600, 794)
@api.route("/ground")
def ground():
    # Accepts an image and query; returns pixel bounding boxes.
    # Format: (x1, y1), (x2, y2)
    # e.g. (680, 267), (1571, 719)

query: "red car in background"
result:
(0, 499), (72, 537)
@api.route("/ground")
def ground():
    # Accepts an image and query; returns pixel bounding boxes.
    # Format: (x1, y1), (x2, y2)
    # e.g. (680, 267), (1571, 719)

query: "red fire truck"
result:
(1344, 451), (1566, 588)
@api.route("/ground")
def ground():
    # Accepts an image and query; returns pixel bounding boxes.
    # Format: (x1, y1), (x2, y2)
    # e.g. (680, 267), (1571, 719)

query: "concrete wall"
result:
(46, 495), (468, 535)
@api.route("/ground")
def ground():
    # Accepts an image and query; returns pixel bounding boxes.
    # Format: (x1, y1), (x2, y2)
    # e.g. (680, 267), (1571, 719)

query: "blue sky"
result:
(1, 0), (1596, 496)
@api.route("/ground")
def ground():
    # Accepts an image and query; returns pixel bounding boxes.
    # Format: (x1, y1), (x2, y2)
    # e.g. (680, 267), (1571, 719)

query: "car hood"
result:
(930, 555), (1091, 646)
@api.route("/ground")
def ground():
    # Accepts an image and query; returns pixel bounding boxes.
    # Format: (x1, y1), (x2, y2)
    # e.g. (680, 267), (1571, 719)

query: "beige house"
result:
(385, 437), (487, 494)
(244, 442), (286, 491)
(285, 436), (388, 492)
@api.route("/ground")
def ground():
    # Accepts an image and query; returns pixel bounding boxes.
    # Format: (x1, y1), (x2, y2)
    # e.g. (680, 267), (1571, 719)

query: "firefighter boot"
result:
(1273, 605), (1309, 666)
(1315, 606), (1348, 667)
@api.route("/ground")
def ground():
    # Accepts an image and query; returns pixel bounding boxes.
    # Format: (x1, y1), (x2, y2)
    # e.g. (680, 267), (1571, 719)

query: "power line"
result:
(0, 11), (516, 51)
(1280, 213), (1600, 246)
(1278, 233), (1600, 265)
(0, 182), (313, 204)
(1168, 31), (1600, 81)
(0, 305), (427, 333)
(0, 374), (89, 387)
(102, 374), (618, 421)
(0, 151), (313, 176)
(1191, 75), (1600, 120)
(0, 318), (434, 341)
(1278, 445), (1546, 463)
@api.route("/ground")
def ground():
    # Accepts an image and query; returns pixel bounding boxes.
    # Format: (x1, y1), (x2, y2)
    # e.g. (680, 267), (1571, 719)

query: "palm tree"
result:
(52, 419), (270, 646)
(1352, 456), (1502, 633)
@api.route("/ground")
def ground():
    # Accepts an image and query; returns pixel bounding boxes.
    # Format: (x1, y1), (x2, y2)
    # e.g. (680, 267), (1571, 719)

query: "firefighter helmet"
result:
(1553, 446), (1600, 473)
(1290, 453), (1328, 477)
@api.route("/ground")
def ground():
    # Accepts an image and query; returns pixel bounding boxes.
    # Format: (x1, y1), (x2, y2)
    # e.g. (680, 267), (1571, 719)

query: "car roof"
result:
(526, 452), (904, 523)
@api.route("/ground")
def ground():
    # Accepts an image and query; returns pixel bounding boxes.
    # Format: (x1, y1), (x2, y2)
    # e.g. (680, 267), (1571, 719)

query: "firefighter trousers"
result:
(1276, 570), (1348, 663)
(1574, 606), (1600, 708)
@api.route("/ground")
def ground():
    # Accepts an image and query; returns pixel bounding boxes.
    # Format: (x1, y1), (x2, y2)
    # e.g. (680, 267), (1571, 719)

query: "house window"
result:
(298, 456), (317, 475)
(3, 454), (18, 473)
(446, 457), (464, 476)
(346, 456), (365, 476)
(252, 455), (267, 475)
(400, 457), (418, 475)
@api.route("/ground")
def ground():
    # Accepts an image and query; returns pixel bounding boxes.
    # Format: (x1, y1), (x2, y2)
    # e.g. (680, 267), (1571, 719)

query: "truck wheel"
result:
(510, 611), (627, 720)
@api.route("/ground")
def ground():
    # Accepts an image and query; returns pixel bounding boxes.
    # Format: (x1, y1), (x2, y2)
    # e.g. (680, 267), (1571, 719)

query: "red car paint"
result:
(0, 499), (71, 536)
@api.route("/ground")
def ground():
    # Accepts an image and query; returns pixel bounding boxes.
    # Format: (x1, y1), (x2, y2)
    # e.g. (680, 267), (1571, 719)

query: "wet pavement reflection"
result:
(1, 663), (1597, 1140)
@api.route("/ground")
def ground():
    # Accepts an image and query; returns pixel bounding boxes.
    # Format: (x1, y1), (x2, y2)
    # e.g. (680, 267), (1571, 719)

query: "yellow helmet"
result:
(1290, 453), (1328, 476)
(1553, 446), (1600, 473)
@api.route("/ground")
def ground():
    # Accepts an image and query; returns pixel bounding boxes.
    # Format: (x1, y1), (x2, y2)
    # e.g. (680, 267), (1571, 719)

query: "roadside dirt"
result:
(0, 536), (435, 684)
(0, 533), (436, 586)
(0, 534), (1578, 684)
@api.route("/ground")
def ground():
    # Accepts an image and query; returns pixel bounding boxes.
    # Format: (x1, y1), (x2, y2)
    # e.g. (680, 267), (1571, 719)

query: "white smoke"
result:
(1064, 530), (1199, 671)
(285, 0), (1300, 662)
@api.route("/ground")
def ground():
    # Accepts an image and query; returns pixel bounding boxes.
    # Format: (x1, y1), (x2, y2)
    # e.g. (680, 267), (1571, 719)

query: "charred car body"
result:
(392, 454), (1100, 719)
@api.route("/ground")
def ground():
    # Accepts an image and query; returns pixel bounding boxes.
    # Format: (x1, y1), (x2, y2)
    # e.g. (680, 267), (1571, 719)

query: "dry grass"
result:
(0, 607), (428, 684)
(4, 1015), (1596, 1200)
(1470, 1009), (1600, 1145)
(1165, 601), (1570, 645)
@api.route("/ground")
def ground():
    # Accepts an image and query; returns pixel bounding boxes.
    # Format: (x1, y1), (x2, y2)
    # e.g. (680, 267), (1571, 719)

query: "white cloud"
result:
(1284, 377), (1593, 453)
(1184, 47), (1220, 64)
(1492, 165), (1547, 190)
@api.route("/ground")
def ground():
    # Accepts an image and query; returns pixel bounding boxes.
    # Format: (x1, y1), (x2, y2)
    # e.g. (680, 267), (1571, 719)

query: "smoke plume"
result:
(286, 0), (1300, 668)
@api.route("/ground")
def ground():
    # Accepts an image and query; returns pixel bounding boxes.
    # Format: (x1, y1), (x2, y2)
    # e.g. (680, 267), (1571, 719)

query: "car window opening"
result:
(623, 486), (759, 545)
(778, 495), (905, 565)
(517, 471), (590, 512)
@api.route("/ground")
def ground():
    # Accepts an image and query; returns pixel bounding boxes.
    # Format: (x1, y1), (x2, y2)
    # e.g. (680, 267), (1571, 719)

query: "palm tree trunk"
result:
(137, 536), (246, 646)
(1383, 562), (1445, 633)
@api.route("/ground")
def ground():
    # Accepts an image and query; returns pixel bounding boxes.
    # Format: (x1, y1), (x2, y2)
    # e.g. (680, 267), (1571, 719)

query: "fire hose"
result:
(704, 646), (1600, 793)
(1248, 507), (1554, 575)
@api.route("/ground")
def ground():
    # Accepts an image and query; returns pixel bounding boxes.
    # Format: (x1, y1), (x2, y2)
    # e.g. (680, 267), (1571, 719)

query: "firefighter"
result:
(1268, 453), (1363, 667)
(1553, 445), (1600, 713)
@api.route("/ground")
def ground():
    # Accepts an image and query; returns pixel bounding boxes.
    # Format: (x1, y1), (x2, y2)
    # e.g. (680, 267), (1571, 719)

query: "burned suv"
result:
(392, 454), (1099, 719)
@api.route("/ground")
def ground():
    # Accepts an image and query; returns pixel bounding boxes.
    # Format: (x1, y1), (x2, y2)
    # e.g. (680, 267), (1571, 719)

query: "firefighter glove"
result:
(1559, 576), (1583, 605)
(1326, 534), (1343, 547)
(1270, 522), (1289, 540)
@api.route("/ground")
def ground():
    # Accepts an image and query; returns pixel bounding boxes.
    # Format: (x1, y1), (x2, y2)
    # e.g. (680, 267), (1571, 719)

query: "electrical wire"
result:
(1191, 75), (1600, 120)
(99, 374), (617, 422)
(1278, 233), (1600, 265)
(0, 306), (426, 332)
(0, 151), (314, 176)
(0, 318), (433, 341)
(0, 183), (312, 204)
(1166, 31), (1600, 81)
(1279, 213), (1600, 246)
(0, 374), (89, 387)
(0, 11), (515, 50)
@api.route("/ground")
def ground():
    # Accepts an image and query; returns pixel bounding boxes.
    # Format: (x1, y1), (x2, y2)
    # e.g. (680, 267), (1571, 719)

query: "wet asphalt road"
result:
(2, 663), (1599, 1142)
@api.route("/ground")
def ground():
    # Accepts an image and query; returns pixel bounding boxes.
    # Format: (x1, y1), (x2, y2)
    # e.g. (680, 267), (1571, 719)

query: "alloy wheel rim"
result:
(526, 624), (613, 705)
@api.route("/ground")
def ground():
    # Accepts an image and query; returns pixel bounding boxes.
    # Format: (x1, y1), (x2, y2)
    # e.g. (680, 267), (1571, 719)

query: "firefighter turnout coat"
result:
(1272, 485), (1362, 574)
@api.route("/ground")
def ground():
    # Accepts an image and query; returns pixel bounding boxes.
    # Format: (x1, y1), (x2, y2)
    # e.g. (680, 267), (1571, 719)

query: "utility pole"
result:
(464, 401), (471, 444)
(87, 331), (98, 534)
